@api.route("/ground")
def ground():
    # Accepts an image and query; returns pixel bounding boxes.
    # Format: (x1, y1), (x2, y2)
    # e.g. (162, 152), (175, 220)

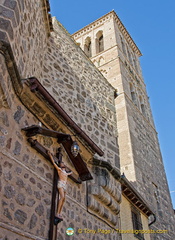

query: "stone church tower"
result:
(72, 10), (175, 239)
(1, 0), (175, 238)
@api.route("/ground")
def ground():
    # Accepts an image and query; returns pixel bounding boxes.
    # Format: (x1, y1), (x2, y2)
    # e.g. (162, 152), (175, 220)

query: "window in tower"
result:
(120, 36), (126, 55)
(139, 96), (146, 116)
(84, 37), (92, 58)
(130, 83), (137, 106)
(99, 35), (104, 52)
(133, 56), (138, 72)
(131, 206), (144, 240)
(96, 31), (104, 54)
(127, 46), (133, 65)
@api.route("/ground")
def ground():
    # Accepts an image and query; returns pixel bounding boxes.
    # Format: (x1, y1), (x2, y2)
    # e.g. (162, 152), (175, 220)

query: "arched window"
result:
(139, 96), (146, 116)
(84, 37), (92, 57)
(96, 31), (104, 54)
(99, 35), (104, 52)
(130, 83), (137, 105)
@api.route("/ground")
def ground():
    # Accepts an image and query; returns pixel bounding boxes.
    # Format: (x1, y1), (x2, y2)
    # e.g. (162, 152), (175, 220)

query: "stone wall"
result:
(116, 28), (175, 239)
(39, 18), (120, 168)
(0, 54), (52, 239)
(0, 0), (49, 79)
(127, 98), (175, 238)
(114, 26), (175, 237)
(0, 50), (121, 239)
(116, 41), (175, 239)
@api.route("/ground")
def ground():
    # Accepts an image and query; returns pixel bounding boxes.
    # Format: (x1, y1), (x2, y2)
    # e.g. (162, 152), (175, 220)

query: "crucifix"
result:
(47, 150), (72, 223)
(22, 125), (93, 240)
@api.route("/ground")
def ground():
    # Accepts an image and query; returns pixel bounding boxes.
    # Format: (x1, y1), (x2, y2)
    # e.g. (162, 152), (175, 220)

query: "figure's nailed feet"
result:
(54, 216), (63, 225)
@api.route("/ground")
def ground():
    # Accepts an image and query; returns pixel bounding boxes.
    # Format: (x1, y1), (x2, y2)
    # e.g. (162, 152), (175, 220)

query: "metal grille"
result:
(131, 210), (144, 240)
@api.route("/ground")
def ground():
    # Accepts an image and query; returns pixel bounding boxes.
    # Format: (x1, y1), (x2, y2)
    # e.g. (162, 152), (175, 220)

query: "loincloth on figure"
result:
(57, 180), (67, 191)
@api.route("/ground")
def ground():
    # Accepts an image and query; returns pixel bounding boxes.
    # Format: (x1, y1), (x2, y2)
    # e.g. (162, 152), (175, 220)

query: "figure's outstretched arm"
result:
(67, 171), (72, 175)
(47, 150), (61, 172)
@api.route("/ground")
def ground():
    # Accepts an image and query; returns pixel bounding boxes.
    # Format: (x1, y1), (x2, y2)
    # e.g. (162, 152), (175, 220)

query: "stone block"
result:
(0, 135), (5, 146)
(15, 193), (25, 205)
(4, 208), (12, 220)
(0, 17), (14, 40)
(13, 141), (21, 155)
(4, 185), (16, 199)
(27, 198), (36, 207)
(4, 0), (17, 10)
(35, 203), (44, 216)
(28, 213), (37, 229)
(14, 209), (27, 224)
(0, 29), (9, 41)
(0, 5), (17, 27)
(14, 106), (24, 123)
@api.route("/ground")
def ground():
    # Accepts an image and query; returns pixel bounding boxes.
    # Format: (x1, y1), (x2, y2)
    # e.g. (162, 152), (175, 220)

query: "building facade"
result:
(0, 1), (174, 240)
(73, 10), (175, 239)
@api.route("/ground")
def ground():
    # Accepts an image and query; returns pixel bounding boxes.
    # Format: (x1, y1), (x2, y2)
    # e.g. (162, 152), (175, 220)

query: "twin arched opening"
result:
(84, 31), (104, 58)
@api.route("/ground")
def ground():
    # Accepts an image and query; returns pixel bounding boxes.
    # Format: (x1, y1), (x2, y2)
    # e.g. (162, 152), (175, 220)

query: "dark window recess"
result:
(84, 37), (92, 58)
(87, 41), (92, 57)
(131, 208), (144, 240)
(99, 35), (104, 52)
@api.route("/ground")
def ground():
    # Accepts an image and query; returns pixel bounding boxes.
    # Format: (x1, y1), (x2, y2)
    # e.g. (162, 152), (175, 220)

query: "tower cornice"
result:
(72, 10), (142, 57)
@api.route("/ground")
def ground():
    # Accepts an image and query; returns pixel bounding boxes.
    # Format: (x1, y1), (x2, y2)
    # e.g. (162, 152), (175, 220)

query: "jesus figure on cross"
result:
(47, 151), (72, 223)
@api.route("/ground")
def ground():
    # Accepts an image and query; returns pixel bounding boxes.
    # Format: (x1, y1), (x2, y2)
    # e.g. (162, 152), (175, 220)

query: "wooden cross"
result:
(22, 125), (93, 240)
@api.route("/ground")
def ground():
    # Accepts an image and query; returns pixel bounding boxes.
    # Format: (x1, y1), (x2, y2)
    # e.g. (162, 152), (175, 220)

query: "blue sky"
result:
(49, 0), (175, 208)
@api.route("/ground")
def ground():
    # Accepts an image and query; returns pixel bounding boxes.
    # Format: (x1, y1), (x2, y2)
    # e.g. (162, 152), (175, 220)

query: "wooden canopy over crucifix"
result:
(22, 125), (93, 181)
